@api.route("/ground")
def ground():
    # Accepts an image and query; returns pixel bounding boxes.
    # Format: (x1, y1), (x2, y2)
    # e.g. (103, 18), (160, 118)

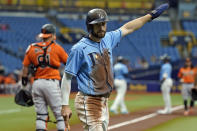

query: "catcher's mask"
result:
(15, 89), (34, 107)
(86, 8), (109, 33)
(38, 24), (56, 38)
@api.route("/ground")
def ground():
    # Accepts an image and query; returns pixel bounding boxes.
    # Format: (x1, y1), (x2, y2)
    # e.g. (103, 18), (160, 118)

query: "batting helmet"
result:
(86, 8), (109, 32)
(160, 54), (170, 61)
(38, 24), (56, 38)
(15, 89), (34, 107)
(117, 56), (125, 63)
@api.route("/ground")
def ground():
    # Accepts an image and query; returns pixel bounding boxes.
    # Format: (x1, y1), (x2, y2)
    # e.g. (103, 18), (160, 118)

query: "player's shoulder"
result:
(71, 38), (87, 51)
(25, 42), (37, 53)
(105, 29), (121, 37)
(53, 42), (63, 48)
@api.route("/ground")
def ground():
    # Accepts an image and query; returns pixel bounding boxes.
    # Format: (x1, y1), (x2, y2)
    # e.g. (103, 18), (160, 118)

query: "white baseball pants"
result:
(32, 79), (65, 131)
(75, 92), (109, 131)
(110, 79), (128, 113)
(161, 78), (173, 111)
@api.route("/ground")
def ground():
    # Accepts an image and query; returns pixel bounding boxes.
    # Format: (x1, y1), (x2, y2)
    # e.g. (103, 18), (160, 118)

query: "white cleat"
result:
(110, 109), (118, 114)
(157, 109), (172, 114)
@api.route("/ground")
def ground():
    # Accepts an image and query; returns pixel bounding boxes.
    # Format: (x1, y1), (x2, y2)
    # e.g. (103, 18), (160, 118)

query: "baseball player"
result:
(178, 58), (196, 116)
(61, 3), (169, 131)
(158, 54), (173, 114)
(22, 24), (68, 131)
(110, 56), (129, 114)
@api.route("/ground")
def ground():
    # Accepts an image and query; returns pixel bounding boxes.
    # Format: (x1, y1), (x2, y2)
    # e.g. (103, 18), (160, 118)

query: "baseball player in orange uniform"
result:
(22, 24), (68, 131)
(178, 58), (196, 116)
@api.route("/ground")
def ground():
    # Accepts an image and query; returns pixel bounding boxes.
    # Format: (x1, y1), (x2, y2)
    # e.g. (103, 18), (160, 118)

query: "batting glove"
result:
(150, 3), (169, 20)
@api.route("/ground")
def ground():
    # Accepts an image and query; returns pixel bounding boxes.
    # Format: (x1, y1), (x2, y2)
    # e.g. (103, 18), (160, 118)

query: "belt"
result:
(183, 82), (193, 84)
(34, 78), (56, 81)
(79, 91), (110, 98)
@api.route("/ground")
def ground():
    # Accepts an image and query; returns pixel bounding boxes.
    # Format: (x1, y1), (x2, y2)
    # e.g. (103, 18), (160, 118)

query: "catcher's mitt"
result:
(15, 89), (34, 107)
(191, 88), (197, 101)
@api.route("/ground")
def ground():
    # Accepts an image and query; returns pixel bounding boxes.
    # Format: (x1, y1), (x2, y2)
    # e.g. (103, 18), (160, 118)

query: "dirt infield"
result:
(66, 106), (197, 131)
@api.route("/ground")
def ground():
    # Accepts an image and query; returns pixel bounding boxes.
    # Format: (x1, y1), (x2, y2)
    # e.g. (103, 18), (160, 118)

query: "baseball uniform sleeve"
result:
(177, 68), (182, 78)
(23, 45), (32, 66)
(108, 29), (122, 49)
(65, 48), (83, 76)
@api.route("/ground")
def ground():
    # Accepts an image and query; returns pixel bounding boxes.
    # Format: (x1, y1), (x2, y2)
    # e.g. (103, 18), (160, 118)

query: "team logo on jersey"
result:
(89, 52), (100, 66)
(94, 53), (99, 59)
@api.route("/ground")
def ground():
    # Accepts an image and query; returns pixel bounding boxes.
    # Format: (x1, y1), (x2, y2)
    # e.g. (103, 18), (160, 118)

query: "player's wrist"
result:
(22, 76), (28, 86)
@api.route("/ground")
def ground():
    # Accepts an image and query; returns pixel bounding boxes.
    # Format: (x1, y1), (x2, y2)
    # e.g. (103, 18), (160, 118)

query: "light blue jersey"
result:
(65, 29), (122, 95)
(114, 63), (128, 80)
(160, 63), (172, 81)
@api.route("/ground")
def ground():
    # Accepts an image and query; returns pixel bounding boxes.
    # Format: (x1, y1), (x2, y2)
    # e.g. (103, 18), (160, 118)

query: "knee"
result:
(36, 113), (48, 122)
(36, 113), (48, 130)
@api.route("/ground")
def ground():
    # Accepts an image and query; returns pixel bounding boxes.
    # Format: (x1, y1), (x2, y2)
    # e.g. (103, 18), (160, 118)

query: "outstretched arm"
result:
(120, 3), (169, 37)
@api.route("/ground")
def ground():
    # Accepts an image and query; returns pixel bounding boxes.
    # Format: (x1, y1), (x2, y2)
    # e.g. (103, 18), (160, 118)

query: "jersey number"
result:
(37, 54), (50, 67)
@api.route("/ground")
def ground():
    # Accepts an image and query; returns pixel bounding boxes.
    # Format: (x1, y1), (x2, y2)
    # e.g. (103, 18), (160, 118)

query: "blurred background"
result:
(0, 0), (197, 94)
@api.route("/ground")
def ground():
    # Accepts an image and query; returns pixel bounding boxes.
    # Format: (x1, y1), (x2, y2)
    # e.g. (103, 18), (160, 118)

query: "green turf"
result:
(0, 93), (182, 131)
(109, 93), (182, 114)
(146, 116), (197, 131)
(0, 97), (79, 131)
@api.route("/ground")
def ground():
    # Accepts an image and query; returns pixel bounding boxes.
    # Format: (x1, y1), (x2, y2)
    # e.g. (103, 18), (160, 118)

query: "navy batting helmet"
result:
(39, 24), (56, 38)
(86, 8), (109, 32)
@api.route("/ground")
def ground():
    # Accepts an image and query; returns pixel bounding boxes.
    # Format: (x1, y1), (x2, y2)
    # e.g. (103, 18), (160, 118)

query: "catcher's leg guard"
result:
(51, 106), (65, 130)
(184, 100), (188, 110)
(36, 113), (49, 130)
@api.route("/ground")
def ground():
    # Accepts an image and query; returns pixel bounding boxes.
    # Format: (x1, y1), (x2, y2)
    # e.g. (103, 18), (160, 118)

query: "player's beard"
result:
(92, 30), (106, 38)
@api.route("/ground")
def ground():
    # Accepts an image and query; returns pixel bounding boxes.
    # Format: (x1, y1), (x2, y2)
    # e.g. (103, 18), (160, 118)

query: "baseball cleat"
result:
(157, 109), (172, 114)
(188, 107), (194, 115)
(184, 110), (189, 116)
(121, 111), (129, 114)
(110, 109), (118, 114)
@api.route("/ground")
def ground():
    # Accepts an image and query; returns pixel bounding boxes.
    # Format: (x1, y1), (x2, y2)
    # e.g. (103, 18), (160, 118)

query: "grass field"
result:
(0, 92), (196, 131)
(146, 116), (197, 131)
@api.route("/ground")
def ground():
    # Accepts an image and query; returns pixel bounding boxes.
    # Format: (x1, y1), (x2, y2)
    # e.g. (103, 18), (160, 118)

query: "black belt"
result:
(79, 91), (110, 98)
(34, 79), (56, 81)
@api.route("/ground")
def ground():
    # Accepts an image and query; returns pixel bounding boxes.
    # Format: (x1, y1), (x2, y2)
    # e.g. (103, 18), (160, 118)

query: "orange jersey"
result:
(178, 67), (197, 83)
(23, 41), (68, 80)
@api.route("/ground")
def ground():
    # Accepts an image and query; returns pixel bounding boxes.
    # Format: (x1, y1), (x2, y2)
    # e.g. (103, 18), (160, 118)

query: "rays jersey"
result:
(160, 63), (172, 81)
(114, 63), (128, 80)
(65, 29), (122, 95)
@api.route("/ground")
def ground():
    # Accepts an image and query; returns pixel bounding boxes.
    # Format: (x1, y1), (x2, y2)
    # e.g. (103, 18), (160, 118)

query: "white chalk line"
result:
(0, 109), (21, 115)
(108, 105), (184, 130)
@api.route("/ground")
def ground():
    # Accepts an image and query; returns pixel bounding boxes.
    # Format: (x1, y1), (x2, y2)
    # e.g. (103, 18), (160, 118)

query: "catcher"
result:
(21, 24), (68, 131)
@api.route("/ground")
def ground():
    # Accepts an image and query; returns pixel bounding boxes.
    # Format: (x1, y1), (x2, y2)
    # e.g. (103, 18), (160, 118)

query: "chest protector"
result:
(33, 41), (58, 69)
